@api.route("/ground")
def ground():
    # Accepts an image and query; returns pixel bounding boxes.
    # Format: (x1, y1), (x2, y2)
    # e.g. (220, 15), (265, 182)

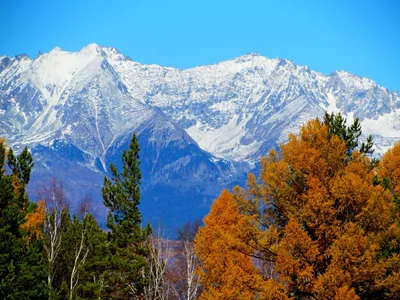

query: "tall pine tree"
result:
(0, 139), (46, 299)
(102, 133), (151, 298)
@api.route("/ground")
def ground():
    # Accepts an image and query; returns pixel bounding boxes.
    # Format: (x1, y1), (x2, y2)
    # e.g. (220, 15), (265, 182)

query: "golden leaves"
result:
(194, 190), (262, 299)
(241, 119), (400, 297)
(275, 219), (319, 294)
(260, 279), (291, 300)
(377, 254), (400, 299)
(20, 200), (46, 245)
(195, 118), (400, 298)
(333, 286), (360, 300)
(379, 141), (400, 196)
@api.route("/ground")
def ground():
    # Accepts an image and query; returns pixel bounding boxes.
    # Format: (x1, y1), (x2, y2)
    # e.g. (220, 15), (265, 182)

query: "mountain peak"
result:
(234, 52), (263, 61)
(102, 46), (121, 54)
(83, 43), (101, 50)
(244, 52), (262, 57)
(51, 46), (63, 53)
(101, 45), (128, 62)
(330, 70), (350, 76)
(79, 43), (105, 56)
(15, 53), (30, 61)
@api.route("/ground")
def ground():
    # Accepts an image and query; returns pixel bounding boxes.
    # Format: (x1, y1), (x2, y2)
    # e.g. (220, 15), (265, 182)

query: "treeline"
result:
(0, 135), (201, 300)
(1, 113), (400, 299)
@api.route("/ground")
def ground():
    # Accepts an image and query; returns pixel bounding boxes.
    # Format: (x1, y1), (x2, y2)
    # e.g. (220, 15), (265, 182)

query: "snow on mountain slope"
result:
(2, 44), (398, 166)
(1, 45), (149, 159)
(106, 50), (400, 163)
(0, 44), (239, 229)
(1, 44), (400, 229)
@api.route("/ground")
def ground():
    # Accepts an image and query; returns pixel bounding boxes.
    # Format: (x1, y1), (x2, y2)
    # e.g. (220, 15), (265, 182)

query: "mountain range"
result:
(1, 44), (399, 230)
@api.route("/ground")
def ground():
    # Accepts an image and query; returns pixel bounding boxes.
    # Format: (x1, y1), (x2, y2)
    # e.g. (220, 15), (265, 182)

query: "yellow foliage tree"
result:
(20, 199), (46, 245)
(235, 119), (398, 299)
(379, 141), (400, 199)
(375, 141), (400, 298)
(194, 190), (264, 300)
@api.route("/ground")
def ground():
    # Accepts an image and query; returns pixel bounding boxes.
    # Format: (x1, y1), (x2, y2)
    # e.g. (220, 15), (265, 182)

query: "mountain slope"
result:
(0, 45), (236, 229)
(1, 44), (399, 229)
(105, 50), (400, 162)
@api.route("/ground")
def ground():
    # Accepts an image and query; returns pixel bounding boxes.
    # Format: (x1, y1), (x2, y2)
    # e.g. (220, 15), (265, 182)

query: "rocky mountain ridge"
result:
(1, 44), (399, 229)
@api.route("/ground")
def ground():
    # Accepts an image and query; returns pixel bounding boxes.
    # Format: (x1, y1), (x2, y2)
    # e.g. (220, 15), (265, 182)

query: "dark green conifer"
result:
(102, 133), (152, 298)
(0, 140), (46, 299)
(324, 111), (376, 156)
(73, 214), (109, 299)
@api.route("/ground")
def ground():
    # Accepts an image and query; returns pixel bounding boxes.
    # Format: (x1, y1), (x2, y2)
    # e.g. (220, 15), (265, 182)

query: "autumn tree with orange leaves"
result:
(21, 199), (46, 245)
(194, 190), (264, 299)
(196, 115), (400, 300)
(233, 117), (400, 299)
(374, 141), (400, 299)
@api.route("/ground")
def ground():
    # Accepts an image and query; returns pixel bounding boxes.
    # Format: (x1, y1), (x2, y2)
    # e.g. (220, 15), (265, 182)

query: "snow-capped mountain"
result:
(102, 46), (400, 161)
(1, 44), (399, 229)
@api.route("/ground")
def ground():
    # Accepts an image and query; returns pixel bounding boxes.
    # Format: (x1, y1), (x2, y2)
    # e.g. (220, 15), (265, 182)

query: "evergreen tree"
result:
(323, 111), (375, 156)
(0, 139), (46, 299)
(58, 213), (109, 300)
(73, 214), (109, 300)
(102, 133), (152, 298)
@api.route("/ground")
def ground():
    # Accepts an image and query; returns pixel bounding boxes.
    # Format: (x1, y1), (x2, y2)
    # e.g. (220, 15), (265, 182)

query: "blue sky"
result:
(1, 0), (399, 91)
